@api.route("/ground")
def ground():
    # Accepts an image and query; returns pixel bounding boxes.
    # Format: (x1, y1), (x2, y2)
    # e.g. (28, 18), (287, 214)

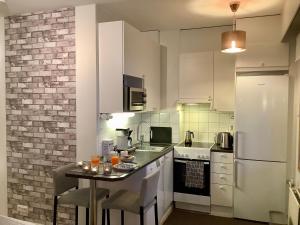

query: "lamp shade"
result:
(221, 30), (246, 53)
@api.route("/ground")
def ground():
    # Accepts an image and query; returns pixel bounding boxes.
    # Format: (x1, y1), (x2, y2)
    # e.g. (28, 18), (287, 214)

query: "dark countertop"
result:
(210, 143), (233, 153)
(66, 144), (174, 181)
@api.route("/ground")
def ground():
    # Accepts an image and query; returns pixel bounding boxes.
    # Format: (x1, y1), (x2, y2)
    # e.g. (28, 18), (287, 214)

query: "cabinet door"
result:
(213, 52), (235, 111)
(99, 21), (123, 113)
(211, 184), (233, 207)
(123, 22), (144, 78)
(236, 43), (289, 69)
(163, 151), (173, 211)
(234, 160), (286, 223)
(179, 52), (213, 102)
(143, 35), (161, 111)
(157, 156), (165, 222)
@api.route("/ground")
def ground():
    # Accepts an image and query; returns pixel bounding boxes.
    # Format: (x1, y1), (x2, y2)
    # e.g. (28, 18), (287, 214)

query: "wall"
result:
(0, 17), (7, 216)
(5, 8), (76, 224)
(180, 104), (234, 143)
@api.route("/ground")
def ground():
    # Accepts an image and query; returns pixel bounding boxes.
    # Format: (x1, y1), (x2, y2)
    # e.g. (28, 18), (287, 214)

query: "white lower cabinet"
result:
(211, 184), (233, 207)
(155, 151), (174, 225)
(210, 152), (234, 217)
(211, 173), (233, 186)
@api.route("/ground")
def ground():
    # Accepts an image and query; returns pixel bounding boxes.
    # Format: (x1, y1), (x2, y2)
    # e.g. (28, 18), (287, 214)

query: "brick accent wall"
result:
(5, 8), (76, 225)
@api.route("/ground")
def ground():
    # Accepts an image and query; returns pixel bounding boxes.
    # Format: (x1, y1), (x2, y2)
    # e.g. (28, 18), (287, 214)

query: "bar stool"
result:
(102, 169), (160, 225)
(53, 163), (109, 225)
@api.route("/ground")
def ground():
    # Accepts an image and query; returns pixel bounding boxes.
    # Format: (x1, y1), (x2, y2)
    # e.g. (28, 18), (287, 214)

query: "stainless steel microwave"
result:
(123, 75), (146, 112)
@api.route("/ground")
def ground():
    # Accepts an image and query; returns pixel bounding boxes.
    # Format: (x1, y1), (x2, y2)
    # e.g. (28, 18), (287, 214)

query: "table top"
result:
(66, 144), (174, 181)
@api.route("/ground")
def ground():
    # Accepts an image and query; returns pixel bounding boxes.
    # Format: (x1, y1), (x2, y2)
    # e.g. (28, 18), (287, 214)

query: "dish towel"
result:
(185, 161), (205, 189)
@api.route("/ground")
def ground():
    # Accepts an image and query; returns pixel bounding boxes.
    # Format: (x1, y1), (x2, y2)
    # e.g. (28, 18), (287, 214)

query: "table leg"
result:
(90, 180), (97, 225)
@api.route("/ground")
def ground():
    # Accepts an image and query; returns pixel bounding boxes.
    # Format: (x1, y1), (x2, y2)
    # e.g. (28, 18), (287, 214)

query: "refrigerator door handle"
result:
(234, 159), (238, 188)
(234, 131), (239, 159)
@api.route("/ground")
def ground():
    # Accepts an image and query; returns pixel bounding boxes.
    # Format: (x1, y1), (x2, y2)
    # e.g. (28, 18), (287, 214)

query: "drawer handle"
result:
(220, 176), (226, 180)
(220, 165), (227, 169)
(220, 154), (226, 158)
(219, 186), (226, 190)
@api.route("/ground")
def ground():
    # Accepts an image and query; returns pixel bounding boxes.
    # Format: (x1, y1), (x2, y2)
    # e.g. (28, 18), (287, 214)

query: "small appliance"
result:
(123, 75), (146, 112)
(215, 132), (233, 149)
(184, 130), (194, 147)
(150, 127), (172, 144)
(116, 128), (133, 150)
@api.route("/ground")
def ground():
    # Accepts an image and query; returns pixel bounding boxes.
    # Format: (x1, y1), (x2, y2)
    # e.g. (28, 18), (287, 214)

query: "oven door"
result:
(129, 87), (146, 111)
(174, 158), (210, 196)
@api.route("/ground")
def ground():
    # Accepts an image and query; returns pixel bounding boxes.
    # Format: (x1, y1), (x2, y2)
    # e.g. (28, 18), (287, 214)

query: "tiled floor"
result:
(164, 209), (266, 225)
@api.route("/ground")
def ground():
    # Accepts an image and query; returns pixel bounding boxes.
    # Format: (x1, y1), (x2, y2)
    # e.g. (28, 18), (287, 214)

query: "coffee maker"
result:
(116, 128), (133, 150)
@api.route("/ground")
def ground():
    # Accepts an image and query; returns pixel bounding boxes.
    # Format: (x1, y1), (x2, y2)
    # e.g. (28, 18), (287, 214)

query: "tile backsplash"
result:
(180, 104), (234, 143)
(98, 104), (234, 151)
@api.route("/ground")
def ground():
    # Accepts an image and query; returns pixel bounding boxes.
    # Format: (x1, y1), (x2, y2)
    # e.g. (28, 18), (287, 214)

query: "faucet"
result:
(137, 121), (149, 147)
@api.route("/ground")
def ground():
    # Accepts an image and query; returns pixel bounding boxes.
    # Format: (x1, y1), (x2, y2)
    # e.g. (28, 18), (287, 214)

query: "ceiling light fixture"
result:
(221, 1), (246, 54)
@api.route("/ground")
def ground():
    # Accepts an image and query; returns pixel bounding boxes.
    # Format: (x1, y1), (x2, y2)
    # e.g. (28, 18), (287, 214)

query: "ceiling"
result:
(5, 0), (284, 30)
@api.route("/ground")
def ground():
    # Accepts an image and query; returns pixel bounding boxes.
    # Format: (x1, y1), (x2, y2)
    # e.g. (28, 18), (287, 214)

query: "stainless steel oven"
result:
(123, 75), (146, 112)
(174, 158), (210, 196)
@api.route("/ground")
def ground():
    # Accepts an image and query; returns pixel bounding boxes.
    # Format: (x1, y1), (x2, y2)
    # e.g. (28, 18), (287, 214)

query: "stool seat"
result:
(59, 187), (109, 208)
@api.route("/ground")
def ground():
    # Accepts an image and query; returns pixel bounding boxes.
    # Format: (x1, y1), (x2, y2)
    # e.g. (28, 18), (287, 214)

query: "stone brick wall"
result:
(5, 8), (76, 225)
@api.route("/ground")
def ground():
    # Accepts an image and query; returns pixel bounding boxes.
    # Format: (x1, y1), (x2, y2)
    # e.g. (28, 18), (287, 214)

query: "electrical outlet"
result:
(17, 205), (28, 216)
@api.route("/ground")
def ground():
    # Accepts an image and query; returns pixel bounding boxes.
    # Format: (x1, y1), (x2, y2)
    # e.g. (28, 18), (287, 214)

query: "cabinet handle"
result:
(234, 159), (238, 188)
(219, 186), (225, 190)
(234, 131), (239, 159)
(220, 164), (227, 169)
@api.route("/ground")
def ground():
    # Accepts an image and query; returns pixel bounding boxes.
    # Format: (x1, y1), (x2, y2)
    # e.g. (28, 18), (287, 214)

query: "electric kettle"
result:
(185, 130), (194, 147)
(215, 132), (233, 149)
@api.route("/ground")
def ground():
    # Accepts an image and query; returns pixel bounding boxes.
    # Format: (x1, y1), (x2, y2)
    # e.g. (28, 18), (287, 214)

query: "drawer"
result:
(211, 152), (233, 164)
(211, 184), (233, 207)
(211, 163), (233, 175)
(211, 173), (233, 185)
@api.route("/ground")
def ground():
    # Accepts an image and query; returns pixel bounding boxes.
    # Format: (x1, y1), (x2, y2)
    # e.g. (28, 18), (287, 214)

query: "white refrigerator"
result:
(234, 75), (288, 223)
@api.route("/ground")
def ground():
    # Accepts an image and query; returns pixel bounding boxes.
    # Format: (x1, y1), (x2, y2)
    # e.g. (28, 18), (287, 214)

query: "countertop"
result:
(66, 144), (174, 181)
(210, 143), (233, 153)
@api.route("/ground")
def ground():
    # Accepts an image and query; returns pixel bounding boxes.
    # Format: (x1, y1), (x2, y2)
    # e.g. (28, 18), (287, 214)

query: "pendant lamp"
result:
(221, 1), (246, 53)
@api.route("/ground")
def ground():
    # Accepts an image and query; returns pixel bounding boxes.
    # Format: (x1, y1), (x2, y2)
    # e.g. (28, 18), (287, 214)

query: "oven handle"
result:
(174, 159), (209, 164)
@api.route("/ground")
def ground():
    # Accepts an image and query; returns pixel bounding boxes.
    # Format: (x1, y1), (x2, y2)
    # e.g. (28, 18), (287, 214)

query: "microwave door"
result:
(129, 88), (145, 111)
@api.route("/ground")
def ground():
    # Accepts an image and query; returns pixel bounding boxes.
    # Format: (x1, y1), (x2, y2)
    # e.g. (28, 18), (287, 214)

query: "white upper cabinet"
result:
(99, 21), (160, 113)
(213, 52), (235, 111)
(142, 33), (161, 111)
(236, 15), (289, 71)
(179, 51), (214, 103)
(123, 22), (144, 78)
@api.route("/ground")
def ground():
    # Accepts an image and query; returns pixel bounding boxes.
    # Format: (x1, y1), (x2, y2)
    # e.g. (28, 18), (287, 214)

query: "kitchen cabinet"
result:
(211, 152), (234, 217)
(236, 16), (289, 71)
(157, 151), (174, 224)
(163, 151), (173, 211)
(143, 34), (161, 111)
(179, 50), (235, 110)
(99, 21), (161, 113)
(213, 52), (235, 111)
(179, 51), (214, 103)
